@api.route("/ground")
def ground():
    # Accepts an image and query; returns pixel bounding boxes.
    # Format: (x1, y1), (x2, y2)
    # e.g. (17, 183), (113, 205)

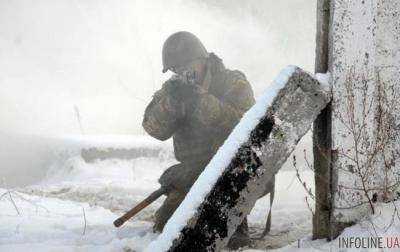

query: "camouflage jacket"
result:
(142, 53), (255, 163)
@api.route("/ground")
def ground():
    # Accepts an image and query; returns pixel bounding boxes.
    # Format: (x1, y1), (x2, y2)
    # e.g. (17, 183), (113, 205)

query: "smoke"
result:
(0, 0), (316, 135)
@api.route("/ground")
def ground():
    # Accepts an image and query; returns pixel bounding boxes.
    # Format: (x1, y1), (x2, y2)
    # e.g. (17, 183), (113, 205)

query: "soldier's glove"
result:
(154, 77), (186, 121)
(163, 75), (186, 98)
(163, 75), (207, 117)
(158, 163), (204, 194)
(164, 75), (204, 96)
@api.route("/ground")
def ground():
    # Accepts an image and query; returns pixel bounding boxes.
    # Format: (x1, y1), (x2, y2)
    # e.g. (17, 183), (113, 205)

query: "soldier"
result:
(142, 31), (272, 249)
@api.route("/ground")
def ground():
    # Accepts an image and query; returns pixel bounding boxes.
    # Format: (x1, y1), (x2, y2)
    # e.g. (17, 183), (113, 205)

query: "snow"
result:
(0, 188), (157, 252)
(0, 131), (316, 252)
(0, 132), (173, 188)
(0, 164), (315, 252)
(28, 156), (175, 214)
(0, 136), (174, 251)
(146, 65), (297, 251)
(0, 134), (175, 251)
(57, 134), (172, 150)
(276, 200), (400, 251)
(315, 72), (331, 92)
(2, 135), (397, 252)
(1, 132), (394, 251)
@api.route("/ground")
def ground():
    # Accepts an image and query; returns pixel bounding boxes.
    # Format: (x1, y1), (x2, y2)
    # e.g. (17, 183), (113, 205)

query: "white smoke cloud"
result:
(0, 0), (316, 135)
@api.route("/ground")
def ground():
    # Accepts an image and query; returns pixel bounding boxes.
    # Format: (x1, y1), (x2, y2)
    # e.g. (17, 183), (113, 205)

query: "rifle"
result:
(113, 187), (167, 227)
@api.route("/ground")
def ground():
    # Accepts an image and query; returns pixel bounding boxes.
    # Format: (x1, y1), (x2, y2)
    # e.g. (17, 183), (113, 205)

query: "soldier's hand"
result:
(161, 75), (208, 118)
(163, 75), (206, 99)
(163, 75), (186, 98)
(159, 163), (203, 194)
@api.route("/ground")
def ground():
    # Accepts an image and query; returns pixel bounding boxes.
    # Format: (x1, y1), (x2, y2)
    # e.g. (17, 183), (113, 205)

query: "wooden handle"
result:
(113, 187), (166, 228)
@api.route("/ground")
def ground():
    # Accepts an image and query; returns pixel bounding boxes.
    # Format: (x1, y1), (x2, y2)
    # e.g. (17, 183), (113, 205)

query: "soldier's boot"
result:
(227, 217), (251, 250)
(153, 190), (186, 232)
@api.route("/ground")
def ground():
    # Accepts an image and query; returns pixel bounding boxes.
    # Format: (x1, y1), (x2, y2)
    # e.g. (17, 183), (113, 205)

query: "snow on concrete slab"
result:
(314, 72), (331, 92)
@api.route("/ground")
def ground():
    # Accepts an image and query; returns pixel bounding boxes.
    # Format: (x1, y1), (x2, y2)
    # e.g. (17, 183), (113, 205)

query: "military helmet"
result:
(162, 31), (208, 73)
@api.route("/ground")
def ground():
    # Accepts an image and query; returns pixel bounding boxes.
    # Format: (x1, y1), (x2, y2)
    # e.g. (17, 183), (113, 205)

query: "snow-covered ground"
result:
(0, 188), (156, 252)
(0, 134), (313, 251)
(275, 200), (400, 251)
(1, 135), (398, 251)
(0, 167), (314, 251)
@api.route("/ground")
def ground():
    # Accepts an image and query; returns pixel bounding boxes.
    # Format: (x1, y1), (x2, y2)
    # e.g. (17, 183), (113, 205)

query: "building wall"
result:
(330, 0), (400, 227)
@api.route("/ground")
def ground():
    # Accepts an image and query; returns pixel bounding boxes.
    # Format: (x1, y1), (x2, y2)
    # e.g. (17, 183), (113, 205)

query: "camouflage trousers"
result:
(153, 160), (207, 232)
(153, 189), (186, 232)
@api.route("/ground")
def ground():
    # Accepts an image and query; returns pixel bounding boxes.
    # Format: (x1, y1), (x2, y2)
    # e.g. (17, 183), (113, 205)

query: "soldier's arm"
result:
(191, 77), (255, 131)
(142, 84), (184, 141)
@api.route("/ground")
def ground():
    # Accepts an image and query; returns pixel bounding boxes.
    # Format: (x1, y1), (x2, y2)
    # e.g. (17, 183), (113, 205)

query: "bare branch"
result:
(82, 207), (87, 236)
(8, 190), (20, 215)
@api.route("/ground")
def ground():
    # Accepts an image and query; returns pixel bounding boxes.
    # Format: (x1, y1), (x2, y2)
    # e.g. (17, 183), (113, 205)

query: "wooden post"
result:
(313, 0), (332, 240)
